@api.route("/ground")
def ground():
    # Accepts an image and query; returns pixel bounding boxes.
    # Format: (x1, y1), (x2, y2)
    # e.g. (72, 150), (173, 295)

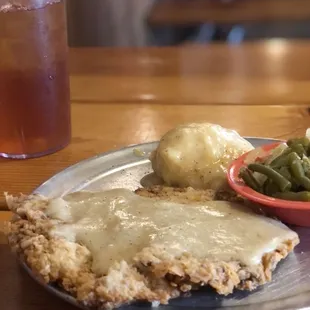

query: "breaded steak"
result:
(5, 189), (299, 310)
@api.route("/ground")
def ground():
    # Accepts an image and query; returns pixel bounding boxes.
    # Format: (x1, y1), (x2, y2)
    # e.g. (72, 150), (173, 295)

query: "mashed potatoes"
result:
(150, 123), (254, 190)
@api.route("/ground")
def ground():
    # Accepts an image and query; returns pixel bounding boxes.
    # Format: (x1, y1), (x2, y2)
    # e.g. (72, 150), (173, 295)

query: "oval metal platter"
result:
(22, 138), (310, 310)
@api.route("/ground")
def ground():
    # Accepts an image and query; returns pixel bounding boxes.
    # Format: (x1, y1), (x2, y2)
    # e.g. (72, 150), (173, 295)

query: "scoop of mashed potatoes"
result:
(150, 123), (254, 190)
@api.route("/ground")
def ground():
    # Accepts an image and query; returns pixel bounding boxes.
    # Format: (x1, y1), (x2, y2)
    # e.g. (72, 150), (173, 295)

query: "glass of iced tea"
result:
(0, 0), (71, 159)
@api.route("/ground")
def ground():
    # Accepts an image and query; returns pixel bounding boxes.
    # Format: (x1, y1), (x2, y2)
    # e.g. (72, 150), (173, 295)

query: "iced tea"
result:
(0, 0), (71, 159)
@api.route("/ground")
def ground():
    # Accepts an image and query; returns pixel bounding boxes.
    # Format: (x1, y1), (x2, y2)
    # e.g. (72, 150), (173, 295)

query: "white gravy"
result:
(47, 189), (298, 275)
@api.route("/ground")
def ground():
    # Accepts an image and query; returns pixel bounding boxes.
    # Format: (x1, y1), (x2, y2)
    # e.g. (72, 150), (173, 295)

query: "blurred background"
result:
(66, 0), (310, 47)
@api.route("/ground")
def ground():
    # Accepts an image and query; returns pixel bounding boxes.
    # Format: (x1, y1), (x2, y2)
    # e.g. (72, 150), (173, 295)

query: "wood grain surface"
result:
(69, 41), (310, 105)
(1, 41), (310, 310)
(148, 0), (310, 25)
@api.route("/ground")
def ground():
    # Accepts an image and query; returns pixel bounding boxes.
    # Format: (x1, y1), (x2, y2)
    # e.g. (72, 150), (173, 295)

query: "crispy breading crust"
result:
(5, 191), (299, 310)
(135, 185), (244, 204)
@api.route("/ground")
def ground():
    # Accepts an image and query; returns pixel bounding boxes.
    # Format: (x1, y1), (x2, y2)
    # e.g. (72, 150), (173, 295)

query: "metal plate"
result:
(25, 138), (310, 310)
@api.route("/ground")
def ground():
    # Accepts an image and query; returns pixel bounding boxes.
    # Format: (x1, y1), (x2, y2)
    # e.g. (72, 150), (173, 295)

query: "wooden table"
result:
(1, 39), (310, 310)
(148, 0), (310, 25)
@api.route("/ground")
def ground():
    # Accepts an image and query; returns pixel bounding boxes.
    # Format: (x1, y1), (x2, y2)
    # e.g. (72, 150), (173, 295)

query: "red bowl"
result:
(227, 142), (310, 227)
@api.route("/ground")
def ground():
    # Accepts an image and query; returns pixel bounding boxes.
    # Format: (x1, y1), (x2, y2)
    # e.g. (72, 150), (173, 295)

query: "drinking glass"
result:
(0, 0), (71, 159)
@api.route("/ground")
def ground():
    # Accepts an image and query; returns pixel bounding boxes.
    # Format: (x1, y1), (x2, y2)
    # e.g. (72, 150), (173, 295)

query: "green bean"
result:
(287, 137), (310, 148)
(291, 143), (306, 158)
(263, 178), (269, 192)
(270, 147), (292, 168)
(298, 177), (310, 190)
(277, 166), (292, 181)
(287, 138), (297, 147)
(301, 137), (310, 147)
(302, 155), (310, 166)
(270, 155), (289, 168)
(288, 152), (310, 190)
(273, 191), (310, 202)
(239, 168), (261, 192)
(288, 152), (304, 177)
(302, 156), (310, 178)
(275, 162), (300, 190)
(248, 163), (291, 192)
(264, 180), (280, 196)
(275, 166), (301, 190)
(288, 139), (309, 158)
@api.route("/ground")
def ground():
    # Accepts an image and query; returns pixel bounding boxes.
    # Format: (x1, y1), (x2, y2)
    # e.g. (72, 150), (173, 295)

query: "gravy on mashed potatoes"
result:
(151, 123), (254, 190)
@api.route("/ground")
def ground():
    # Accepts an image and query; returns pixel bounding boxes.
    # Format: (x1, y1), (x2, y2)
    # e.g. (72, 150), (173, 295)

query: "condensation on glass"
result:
(0, 0), (71, 159)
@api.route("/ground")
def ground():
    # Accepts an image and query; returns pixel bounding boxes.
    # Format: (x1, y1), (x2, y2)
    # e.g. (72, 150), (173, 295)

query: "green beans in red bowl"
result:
(227, 134), (310, 227)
